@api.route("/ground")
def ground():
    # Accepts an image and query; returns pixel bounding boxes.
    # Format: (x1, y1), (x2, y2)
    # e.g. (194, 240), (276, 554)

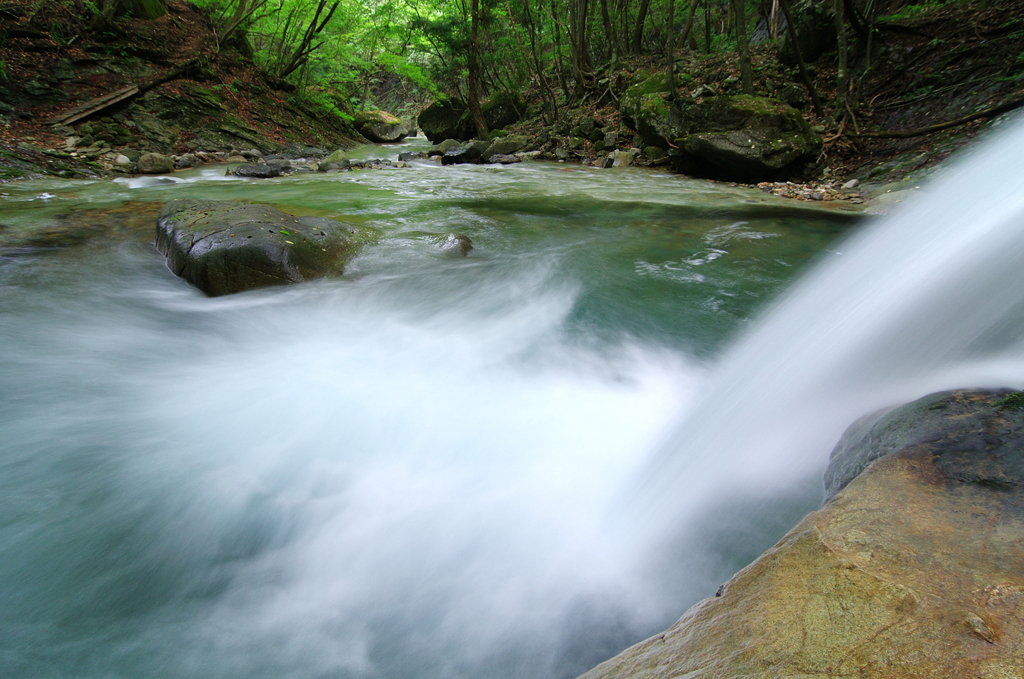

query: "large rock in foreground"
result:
(621, 73), (821, 181)
(579, 389), (1024, 679)
(156, 199), (360, 296)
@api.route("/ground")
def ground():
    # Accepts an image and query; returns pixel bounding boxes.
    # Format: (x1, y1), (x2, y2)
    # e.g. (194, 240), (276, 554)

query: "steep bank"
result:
(0, 0), (363, 180)
(414, 0), (1024, 197)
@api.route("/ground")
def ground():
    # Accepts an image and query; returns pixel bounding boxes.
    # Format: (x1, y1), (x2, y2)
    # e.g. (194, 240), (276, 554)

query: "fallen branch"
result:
(851, 91), (1024, 139)
(47, 57), (201, 127)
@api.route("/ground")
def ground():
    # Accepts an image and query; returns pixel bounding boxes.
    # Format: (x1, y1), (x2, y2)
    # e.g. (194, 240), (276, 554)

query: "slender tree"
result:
(834, 0), (849, 114)
(733, 0), (753, 93)
(631, 0), (650, 53)
(467, 0), (489, 137)
(666, 0), (677, 99)
(777, 0), (824, 117)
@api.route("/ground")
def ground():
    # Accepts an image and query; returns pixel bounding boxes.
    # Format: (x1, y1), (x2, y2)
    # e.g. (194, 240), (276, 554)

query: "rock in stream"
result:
(155, 199), (361, 296)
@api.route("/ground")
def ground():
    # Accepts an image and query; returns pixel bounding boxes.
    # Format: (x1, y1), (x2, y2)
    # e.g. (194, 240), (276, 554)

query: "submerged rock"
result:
(436, 232), (473, 256)
(428, 139), (463, 156)
(441, 140), (489, 165)
(487, 154), (521, 164)
(578, 389), (1024, 679)
(233, 163), (280, 178)
(155, 199), (360, 296)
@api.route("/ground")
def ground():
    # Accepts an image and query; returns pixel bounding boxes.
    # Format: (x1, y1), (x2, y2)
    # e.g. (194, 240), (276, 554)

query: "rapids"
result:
(3, 131), (998, 679)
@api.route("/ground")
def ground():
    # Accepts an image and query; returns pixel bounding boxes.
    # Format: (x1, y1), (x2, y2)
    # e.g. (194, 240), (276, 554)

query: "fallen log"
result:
(851, 91), (1024, 140)
(47, 57), (201, 127)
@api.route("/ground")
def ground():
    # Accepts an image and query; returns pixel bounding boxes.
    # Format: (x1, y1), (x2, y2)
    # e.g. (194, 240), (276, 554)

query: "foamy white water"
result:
(633, 118), (1024, 542)
(8, 124), (1020, 679)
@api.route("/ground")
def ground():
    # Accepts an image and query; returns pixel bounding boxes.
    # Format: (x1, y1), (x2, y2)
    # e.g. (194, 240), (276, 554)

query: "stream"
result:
(0, 138), (861, 679)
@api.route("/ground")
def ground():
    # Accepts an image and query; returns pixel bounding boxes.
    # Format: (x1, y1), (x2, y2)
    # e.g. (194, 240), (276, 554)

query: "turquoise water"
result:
(0, 141), (857, 679)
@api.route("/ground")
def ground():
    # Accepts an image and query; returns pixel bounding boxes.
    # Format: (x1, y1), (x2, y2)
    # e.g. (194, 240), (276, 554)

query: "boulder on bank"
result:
(354, 109), (410, 143)
(155, 199), (360, 296)
(419, 92), (524, 142)
(577, 389), (1024, 679)
(138, 152), (175, 174)
(481, 134), (528, 159)
(419, 99), (474, 142)
(621, 72), (821, 181)
(481, 91), (523, 131)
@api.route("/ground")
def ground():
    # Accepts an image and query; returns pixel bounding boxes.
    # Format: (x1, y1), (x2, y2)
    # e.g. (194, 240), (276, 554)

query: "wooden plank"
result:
(47, 86), (139, 126)
(45, 57), (199, 128)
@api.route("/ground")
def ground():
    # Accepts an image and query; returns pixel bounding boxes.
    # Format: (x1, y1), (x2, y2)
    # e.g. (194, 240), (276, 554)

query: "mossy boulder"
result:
(577, 389), (1024, 679)
(419, 92), (523, 142)
(620, 72), (678, 148)
(418, 99), (474, 142)
(481, 91), (523, 131)
(622, 73), (820, 181)
(156, 199), (362, 296)
(481, 134), (528, 160)
(318, 149), (350, 171)
(138, 152), (174, 174)
(354, 109), (410, 143)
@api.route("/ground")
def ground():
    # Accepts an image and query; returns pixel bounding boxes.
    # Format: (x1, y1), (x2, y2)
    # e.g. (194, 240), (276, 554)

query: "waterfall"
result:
(630, 117), (1024, 541)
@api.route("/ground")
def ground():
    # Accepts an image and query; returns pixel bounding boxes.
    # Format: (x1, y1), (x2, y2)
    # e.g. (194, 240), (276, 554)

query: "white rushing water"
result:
(2, 122), (1023, 679)
(630, 118), (1024, 542)
(1, 252), (702, 679)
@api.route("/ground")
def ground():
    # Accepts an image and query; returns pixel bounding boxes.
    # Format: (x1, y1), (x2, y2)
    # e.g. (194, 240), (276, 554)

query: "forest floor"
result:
(0, 0), (361, 180)
(1, 0), (1022, 191)
(491, 0), (1024, 202)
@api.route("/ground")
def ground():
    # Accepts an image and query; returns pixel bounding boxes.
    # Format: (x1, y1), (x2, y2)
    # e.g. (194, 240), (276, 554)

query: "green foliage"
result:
(879, 1), (952, 23)
(184, 0), (781, 118)
(288, 88), (355, 123)
(995, 391), (1024, 411)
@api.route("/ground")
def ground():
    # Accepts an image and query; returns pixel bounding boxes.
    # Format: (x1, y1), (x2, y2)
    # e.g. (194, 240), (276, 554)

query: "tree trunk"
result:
(834, 0), (849, 113)
(704, 0), (712, 53)
(733, 0), (753, 93)
(568, 0), (591, 90)
(468, 0), (490, 138)
(680, 0), (699, 49)
(600, 0), (618, 69)
(631, 0), (650, 53)
(551, 0), (570, 95)
(777, 0), (824, 117)
(278, 0), (339, 78)
(666, 0), (676, 100)
(521, 0), (559, 123)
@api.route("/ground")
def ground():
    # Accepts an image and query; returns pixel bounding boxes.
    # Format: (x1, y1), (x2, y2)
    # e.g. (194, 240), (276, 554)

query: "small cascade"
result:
(631, 119), (1024, 540)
